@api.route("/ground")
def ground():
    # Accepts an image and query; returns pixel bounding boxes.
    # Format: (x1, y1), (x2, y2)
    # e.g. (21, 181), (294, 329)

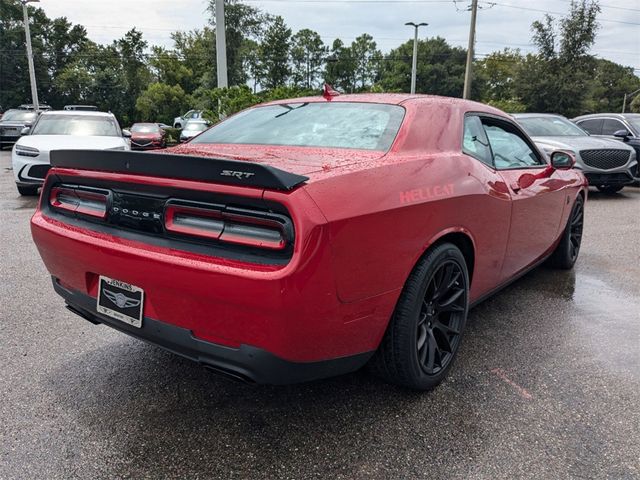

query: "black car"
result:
(573, 113), (640, 179)
(0, 109), (38, 149)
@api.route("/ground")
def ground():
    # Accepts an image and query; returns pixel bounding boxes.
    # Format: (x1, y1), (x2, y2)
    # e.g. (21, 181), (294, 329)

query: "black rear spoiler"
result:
(49, 150), (309, 191)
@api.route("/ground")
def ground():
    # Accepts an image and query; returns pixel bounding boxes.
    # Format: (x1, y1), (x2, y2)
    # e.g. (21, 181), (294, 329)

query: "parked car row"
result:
(12, 110), (130, 195)
(513, 113), (637, 194)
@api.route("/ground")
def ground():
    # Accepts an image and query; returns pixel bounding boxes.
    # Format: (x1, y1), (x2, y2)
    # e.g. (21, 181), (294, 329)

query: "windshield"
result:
(2, 110), (37, 122)
(31, 114), (120, 136)
(184, 122), (207, 131)
(192, 102), (405, 151)
(517, 116), (586, 137)
(131, 123), (160, 133)
(626, 117), (640, 133)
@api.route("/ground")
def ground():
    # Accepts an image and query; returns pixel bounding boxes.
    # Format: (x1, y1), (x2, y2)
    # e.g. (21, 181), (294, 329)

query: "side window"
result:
(463, 115), (493, 166)
(602, 119), (628, 136)
(577, 118), (603, 135)
(482, 120), (543, 169)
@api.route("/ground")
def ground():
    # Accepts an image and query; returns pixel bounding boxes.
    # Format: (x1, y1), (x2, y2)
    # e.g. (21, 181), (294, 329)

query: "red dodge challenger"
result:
(31, 94), (587, 390)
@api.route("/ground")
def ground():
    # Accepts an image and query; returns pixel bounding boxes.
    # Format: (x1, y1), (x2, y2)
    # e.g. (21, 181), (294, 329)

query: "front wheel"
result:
(548, 195), (584, 270)
(371, 243), (469, 391)
(596, 185), (624, 194)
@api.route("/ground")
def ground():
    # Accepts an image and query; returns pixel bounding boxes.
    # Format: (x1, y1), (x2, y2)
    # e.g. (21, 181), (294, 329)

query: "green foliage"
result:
(630, 95), (640, 113)
(290, 29), (327, 89)
(2, 0), (637, 125)
(517, 0), (601, 117)
(135, 83), (192, 125)
(260, 16), (292, 89)
(380, 37), (468, 97)
(324, 39), (357, 93)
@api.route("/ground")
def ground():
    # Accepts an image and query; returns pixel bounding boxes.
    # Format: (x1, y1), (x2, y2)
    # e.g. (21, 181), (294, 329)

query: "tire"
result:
(596, 185), (624, 194)
(174, 123), (182, 130)
(17, 185), (39, 196)
(371, 243), (469, 391)
(548, 195), (584, 270)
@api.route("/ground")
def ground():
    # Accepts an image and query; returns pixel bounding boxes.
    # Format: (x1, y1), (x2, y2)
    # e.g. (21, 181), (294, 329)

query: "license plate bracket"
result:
(96, 276), (144, 328)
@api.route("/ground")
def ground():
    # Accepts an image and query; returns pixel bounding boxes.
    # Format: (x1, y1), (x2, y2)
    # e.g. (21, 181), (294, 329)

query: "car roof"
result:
(261, 93), (502, 111)
(40, 110), (115, 118)
(512, 113), (567, 119)
(573, 113), (640, 120)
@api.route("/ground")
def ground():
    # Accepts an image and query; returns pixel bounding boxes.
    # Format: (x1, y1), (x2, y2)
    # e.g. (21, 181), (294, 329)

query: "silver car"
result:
(179, 119), (210, 142)
(513, 113), (637, 194)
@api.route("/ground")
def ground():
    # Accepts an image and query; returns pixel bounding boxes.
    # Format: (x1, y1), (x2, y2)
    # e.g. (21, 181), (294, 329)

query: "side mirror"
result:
(550, 151), (575, 170)
(20, 126), (31, 136)
(122, 129), (132, 138)
(613, 129), (630, 140)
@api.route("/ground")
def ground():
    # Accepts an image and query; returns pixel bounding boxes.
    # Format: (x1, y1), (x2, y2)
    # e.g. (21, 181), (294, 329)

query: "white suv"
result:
(12, 110), (130, 196)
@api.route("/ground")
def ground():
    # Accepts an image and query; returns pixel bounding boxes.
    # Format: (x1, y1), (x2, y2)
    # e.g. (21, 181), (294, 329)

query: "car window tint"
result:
(482, 121), (542, 169)
(577, 118), (603, 135)
(602, 119), (628, 136)
(463, 115), (493, 166)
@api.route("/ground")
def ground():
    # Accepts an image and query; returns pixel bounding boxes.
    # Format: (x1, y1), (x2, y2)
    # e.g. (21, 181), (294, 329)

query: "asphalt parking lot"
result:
(1, 150), (639, 480)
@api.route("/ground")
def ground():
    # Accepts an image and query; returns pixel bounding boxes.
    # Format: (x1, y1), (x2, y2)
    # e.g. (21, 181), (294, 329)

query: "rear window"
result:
(192, 102), (405, 151)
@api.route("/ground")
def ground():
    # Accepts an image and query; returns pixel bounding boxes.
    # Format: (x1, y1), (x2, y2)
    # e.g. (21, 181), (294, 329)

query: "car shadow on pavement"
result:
(39, 268), (593, 478)
(41, 265), (640, 478)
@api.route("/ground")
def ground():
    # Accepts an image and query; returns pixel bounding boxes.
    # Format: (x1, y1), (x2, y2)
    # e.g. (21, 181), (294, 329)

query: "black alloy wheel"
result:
(416, 261), (465, 375)
(371, 242), (469, 391)
(568, 197), (584, 264)
(549, 195), (584, 270)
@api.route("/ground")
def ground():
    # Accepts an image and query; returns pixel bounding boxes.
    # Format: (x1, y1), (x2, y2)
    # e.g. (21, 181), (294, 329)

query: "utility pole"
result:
(622, 88), (640, 113)
(22, 0), (40, 111)
(215, 0), (228, 89)
(463, 0), (478, 100)
(405, 22), (428, 95)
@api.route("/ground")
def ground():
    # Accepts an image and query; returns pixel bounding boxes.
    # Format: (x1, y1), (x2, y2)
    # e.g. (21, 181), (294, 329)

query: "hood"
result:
(165, 143), (386, 177)
(531, 135), (635, 153)
(16, 135), (128, 151)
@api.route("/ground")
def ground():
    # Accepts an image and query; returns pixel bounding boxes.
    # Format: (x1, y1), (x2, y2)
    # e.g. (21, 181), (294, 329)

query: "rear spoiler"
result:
(49, 150), (309, 191)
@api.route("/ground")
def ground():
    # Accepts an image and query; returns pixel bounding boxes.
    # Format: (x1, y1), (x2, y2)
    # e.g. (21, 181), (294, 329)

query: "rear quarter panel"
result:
(304, 152), (512, 304)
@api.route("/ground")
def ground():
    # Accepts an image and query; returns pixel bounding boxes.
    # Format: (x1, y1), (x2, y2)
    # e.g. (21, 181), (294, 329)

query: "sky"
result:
(38, 0), (640, 73)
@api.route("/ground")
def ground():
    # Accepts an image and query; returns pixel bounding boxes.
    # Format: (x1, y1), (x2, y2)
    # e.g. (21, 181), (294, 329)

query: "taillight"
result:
(164, 201), (290, 251)
(49, 186), (109, 219)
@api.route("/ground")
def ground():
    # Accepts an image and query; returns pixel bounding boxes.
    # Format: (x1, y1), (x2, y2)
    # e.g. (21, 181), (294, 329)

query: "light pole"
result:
(622, 88), (640, 113)
(215, 0), (228, 89)
(405, 22), (428, 95)
(22, 0), (40, 111)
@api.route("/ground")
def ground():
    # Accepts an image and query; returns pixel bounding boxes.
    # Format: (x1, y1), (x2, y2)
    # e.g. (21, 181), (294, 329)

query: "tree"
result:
(324, 39), (357, 92)
(583, 59), (640, 113)
(135, 83), (191, 124)
(350, 34), (381, 90)
(171, 28), (216, 91)
(477, 49), (524, 106)
(260, 16), (291, 89)
(208, 0), (270, 86)
(290, 29), (326, 89)
(380, 37), (469, 97)
(514, 0), (601, 116)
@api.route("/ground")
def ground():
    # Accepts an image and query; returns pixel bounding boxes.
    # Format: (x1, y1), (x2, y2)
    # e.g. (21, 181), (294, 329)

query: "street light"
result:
(405, 22), (428, 95)
(22, 0), (40, 111)
(622, 88), (640, 113)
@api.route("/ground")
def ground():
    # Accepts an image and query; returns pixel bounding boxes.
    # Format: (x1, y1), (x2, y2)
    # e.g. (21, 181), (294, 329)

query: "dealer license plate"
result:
(96, 276), (144, 328)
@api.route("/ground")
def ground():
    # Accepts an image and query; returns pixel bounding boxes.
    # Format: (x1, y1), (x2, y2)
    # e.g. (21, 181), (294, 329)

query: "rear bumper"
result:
(53, 278), (373, 384)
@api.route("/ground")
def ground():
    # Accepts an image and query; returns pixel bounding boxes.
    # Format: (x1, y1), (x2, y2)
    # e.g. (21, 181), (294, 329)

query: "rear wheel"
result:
(548, 195), (584, 270)
(17, 185), (39, 196)
(371, 243), (469, 391)
(596, 185), (624, 194)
